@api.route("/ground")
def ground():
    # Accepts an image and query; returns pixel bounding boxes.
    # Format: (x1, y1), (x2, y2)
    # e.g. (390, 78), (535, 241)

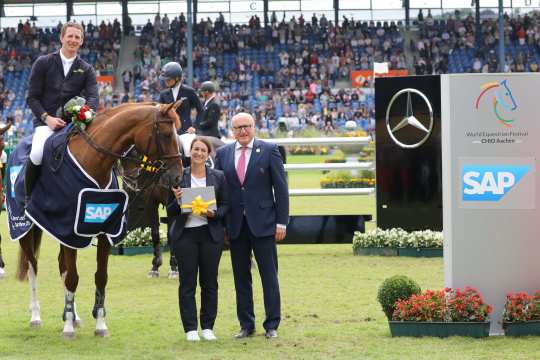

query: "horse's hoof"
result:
(0, 268), (5, 279)
(62, 331), (75, 339)
(94, 329), (110, 337)
(147, 270), (159, 278)
(30, 320), (42, 328)
(168, 271), (179, 280)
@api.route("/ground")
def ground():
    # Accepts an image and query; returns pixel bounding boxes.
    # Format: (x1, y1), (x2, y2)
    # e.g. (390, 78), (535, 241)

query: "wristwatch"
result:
(40, 112), (48, 122)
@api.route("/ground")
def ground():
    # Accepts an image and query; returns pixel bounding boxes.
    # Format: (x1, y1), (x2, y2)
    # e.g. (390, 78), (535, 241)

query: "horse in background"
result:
(13, 101), (183, 338)
(120, 134), (225, 278)
(0, 120), (13, 279)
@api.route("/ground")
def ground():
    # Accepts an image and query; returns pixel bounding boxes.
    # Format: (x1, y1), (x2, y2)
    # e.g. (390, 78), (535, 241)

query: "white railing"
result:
(284, 162), (374, 171)
(267, 136), (376, 197)
(290, 188), (375, 196)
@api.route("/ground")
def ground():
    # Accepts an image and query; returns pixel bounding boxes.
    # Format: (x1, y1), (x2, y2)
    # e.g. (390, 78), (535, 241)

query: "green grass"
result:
(3, 154), (539, 359)
(1, 222), (540, 359)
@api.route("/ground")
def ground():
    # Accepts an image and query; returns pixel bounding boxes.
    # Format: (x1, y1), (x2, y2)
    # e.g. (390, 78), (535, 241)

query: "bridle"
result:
(74, 106), (182, 173)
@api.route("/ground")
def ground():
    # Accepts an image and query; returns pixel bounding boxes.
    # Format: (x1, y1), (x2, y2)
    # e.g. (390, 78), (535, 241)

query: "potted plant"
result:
(389, 287), (492, 338)
(502, 291), (540, 336)
(112, 227), (168, 256)
(377, 275), (422, 320)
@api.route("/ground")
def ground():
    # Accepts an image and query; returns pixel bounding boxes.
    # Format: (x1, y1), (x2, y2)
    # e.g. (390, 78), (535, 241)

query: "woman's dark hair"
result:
(190, 136), (213, 154)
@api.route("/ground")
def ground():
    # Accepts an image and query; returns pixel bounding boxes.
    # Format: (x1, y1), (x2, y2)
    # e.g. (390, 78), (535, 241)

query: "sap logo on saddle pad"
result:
(84, 203), (119, 223)
(462, 165), (531, 201)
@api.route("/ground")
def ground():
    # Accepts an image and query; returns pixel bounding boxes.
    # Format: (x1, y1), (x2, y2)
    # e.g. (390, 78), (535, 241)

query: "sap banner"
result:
(442, 74), (539, 334)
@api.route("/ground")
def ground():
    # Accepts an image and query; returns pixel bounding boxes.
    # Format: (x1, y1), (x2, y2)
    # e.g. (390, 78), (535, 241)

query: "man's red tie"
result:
(236, 146), (247, 184)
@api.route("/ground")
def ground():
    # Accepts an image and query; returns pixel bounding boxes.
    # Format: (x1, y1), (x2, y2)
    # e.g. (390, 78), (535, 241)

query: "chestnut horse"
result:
(0, 120), (13, 279)
(15, 101), (183, 338)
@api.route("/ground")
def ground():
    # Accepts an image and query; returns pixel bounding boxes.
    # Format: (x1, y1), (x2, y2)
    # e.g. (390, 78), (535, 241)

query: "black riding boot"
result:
(24, 160), (41, 207)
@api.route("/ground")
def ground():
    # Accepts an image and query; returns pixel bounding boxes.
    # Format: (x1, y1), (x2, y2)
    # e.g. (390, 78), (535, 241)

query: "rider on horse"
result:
(158, 61), (202, 136)
(25, 21), (98, 205)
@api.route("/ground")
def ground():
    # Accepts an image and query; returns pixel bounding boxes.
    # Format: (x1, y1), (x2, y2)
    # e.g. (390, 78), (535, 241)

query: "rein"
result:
(73, 107), (181, 170)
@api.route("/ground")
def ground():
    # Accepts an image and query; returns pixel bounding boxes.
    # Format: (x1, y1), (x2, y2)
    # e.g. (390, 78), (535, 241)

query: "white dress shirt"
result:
(59, 51), (76, 77)
(204, 95), (216, 108)
(171, 82), (181, 101)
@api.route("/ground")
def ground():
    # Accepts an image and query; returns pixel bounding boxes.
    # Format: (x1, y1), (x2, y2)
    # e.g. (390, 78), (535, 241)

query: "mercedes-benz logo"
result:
(385, 88), (434, 149)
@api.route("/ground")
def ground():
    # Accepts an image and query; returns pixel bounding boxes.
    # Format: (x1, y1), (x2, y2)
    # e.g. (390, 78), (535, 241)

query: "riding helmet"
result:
(199, 81), (216, 94)
(159, 62), (183, 81)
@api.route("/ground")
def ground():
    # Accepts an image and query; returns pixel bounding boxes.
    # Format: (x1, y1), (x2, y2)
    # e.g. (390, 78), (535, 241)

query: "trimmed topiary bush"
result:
(377, 275), (421, 320)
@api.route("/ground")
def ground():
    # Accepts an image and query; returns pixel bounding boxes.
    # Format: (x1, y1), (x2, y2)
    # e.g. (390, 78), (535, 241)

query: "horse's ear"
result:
(160, 99), (183, 115)
(0, 120), (12, 135)
(172, 99), (183, 111)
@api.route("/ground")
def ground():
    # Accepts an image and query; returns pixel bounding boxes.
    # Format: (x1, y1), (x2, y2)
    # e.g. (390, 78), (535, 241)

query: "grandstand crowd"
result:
(2, 9), (540, 144)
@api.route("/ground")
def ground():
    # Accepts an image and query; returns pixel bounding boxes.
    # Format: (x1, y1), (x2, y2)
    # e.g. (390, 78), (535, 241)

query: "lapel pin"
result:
(256, 148), (261, 153)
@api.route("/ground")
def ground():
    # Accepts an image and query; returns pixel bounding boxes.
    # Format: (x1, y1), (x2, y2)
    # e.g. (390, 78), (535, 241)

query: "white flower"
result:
(84, 111), (93, 120)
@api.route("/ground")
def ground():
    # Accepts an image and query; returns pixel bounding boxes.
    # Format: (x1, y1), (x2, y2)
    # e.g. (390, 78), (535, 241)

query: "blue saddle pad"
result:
(7, 127), (129, 249)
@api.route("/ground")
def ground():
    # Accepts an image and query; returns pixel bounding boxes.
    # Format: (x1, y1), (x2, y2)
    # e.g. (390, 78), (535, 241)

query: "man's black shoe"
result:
(234, 328), (255, 339)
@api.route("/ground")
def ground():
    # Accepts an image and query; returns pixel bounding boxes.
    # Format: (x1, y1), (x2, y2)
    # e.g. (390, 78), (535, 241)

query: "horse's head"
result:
(496, 79), (518, 112)
(132, 101), (183, 190)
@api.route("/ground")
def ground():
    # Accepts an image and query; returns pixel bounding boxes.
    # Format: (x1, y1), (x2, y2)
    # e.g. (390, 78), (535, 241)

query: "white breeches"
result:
(29, 126), (54, 165)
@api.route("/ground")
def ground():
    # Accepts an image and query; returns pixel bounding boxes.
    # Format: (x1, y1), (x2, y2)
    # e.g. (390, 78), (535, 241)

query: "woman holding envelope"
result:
(167, 137), (229, 341)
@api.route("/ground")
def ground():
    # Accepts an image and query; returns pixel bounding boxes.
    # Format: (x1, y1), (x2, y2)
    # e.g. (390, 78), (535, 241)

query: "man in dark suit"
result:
(196, 81), (221, 139)
(215, 112), (289, 339)
(158, 62), (202, 135)
(25, 21), (98, 203)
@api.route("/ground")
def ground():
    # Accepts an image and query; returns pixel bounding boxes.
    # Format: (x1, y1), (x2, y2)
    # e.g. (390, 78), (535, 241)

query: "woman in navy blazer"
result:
(167, 137), (228, 341)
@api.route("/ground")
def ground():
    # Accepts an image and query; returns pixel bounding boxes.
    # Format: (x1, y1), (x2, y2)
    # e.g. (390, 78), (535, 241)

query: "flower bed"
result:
(320, 170), (375, 188)
(390, 287), (492, 338)
(352, 228), (443, 257)
(502, 291), (540, 336)
(112, 227), (167, 256)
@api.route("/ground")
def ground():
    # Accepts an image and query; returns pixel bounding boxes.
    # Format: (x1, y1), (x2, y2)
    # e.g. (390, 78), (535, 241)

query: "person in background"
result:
(196, 81), (221, 139)
(158, 62), (202, 135)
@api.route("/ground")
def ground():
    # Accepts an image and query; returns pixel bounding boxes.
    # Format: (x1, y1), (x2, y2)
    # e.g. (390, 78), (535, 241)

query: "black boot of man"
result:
(24, 160), (41, 208)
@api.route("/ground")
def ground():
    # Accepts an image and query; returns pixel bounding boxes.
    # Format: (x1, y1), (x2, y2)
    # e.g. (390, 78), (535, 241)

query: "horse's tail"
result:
(16, 228), (42, 281)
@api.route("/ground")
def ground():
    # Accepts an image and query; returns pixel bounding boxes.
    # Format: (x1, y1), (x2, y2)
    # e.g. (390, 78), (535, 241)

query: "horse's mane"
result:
(95, 102), (158, 120)
(87, 102), (180, 133)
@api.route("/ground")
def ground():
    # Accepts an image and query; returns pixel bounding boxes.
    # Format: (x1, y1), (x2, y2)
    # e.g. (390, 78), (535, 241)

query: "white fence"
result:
(266, 137), (375, 197)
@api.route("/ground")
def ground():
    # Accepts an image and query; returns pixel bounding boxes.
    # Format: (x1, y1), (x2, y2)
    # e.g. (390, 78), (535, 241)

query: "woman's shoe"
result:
(186, 330), (200, 341)
(201, 329), (217, 341)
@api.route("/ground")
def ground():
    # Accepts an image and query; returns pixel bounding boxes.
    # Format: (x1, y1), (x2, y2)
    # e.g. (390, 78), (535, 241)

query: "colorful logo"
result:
(475, 79), (518, 128)
(10, 165), (22, 198)
(462, 164), (530, 201)
(84, 203), (119, 223)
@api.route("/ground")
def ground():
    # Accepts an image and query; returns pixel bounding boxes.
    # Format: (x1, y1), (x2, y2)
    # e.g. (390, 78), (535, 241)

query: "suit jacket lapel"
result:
(244, 139), (261, 183)
(53, 52), (65, 79)
(205, 167), (214, 187)
(229, 143), (241, 185)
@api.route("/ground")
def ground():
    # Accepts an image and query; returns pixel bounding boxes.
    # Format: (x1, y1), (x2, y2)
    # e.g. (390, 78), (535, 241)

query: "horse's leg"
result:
(61, 245), (79, 339)
(58, 247), (82, 328)
(17, 227), (42, 327)
(0, 234), (5, 279)
(94, 234), (110, 337)
(148, 203), (162, 278)
(168, 253), (179, 280)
